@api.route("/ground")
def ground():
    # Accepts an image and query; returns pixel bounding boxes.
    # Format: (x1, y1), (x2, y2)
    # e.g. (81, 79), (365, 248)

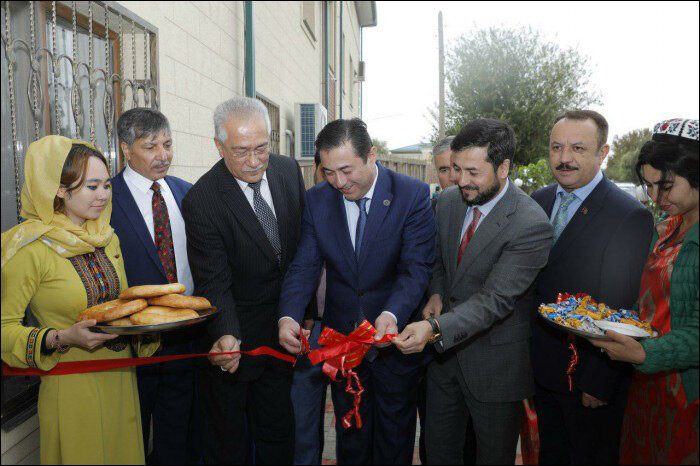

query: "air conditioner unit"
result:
(356, 61), (366, 82)
(294, 103), (328, 159)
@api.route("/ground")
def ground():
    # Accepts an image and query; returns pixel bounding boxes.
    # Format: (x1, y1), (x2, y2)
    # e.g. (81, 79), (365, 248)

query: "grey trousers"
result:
(425, 353), (521, 465)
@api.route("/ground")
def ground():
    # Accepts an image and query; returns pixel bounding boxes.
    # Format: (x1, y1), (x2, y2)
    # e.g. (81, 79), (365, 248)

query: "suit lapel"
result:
(452, 183), (515, 282)
(267, 159), (291, 265)
(447, 191), (468, 277)
(358, 164), (393, 267)
(548, 177), (611, 263)
(215, 161), (278, 263)
(112, 172), (166, 278)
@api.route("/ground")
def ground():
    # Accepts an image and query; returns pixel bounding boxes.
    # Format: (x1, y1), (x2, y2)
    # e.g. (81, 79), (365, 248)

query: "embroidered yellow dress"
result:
(1, 235), (159, 464)
(1, 135), (158, 465)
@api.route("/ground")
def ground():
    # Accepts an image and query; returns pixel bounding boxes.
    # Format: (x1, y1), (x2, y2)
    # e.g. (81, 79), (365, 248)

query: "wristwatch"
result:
(426, 318), (442, 344)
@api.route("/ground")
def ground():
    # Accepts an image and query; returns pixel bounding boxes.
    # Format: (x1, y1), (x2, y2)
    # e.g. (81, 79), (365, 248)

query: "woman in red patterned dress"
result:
(592, 118), (698, 464)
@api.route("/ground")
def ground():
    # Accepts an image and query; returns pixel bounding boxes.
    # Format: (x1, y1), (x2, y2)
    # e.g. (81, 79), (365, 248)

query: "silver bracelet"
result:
(54, 330), (70, 353)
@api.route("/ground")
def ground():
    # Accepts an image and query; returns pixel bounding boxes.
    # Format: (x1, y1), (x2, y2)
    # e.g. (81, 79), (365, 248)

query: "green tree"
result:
(605, 128), (652, 183)
(511, 158), (556, 194)
(372, 138), (389, 156)
(432, 27), (601, 165)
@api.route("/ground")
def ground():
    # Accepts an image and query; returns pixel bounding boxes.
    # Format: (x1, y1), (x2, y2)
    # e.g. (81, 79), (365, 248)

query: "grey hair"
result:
(213, 97), (271, 143)
(117, 108), (171, 146)
(433, 135), (455, 159)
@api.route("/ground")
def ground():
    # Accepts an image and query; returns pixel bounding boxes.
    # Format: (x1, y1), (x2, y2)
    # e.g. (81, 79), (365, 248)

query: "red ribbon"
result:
(307, 320), (396, 429)
(565, 333), (580, 392)
(2, 347), (295, 377)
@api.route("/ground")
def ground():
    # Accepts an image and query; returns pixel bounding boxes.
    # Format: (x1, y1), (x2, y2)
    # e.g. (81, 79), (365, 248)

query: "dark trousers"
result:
(418, 374), (477, 465)
(425, 353), (521, 465)
(198, 359), (295, 465)
(534, 383), (628, 465)
(331, 354), (421, 465)
(137, 340), (198, 465)
(291, 322), (328, 465)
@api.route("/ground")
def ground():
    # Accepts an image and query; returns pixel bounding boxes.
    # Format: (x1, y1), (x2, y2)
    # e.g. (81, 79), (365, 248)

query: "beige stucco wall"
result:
(115, 1), (364, 184)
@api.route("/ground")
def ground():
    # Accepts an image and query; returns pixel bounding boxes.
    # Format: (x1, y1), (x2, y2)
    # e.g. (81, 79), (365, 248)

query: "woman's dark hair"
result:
(54, 144), (109, 212)
(635, 140), (699, 201)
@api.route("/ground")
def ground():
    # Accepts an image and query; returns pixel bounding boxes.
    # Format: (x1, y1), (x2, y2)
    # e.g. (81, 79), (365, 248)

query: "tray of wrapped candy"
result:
(538, 293), (656, 340)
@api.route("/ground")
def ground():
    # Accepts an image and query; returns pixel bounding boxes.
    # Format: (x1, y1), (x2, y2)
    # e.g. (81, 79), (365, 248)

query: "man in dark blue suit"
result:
(278, 118), (435, 464)
(530, 110), (654, 465)
(110, 108), (197, 464)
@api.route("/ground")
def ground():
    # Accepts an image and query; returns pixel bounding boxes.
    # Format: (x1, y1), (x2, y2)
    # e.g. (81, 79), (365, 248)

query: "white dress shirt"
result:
(344, 164), (379, 250)
(122, 164), (194, 296)
(549, 169), (603, 225)
(235, 172), (277, 218)
(458, 178), (511, 242)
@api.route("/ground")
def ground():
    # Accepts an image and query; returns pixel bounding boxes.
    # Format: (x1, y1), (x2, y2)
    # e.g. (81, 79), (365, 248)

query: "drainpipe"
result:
(244, 1), (255, 97)
(323, 1), (329, 112)
(359, 24), (363, 119)
(339, 1), (343, 119)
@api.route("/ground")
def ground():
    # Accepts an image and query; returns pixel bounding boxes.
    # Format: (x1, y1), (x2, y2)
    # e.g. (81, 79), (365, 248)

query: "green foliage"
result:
(372, 138), (389, 156)
(431, 27), (601, 165)
(605, 128), (652, 183)
(511, 159), (556, 194)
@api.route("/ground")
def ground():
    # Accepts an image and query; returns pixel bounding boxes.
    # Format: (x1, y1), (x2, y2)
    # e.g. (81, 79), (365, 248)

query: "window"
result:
(256, 93), (281, 155)
(301, 1), (315, 42)
(1, 0), (158, 431)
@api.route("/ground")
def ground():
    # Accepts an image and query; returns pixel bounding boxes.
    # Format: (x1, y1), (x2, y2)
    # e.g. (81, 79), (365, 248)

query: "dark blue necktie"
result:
(354, 197), (369, 259)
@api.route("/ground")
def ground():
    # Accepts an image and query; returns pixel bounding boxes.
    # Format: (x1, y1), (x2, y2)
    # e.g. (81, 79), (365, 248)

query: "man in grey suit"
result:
(394, 119), (554, 464)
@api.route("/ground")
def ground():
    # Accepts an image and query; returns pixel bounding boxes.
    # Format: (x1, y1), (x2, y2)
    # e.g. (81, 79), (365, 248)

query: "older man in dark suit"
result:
(182, 97), (305, 464)
(395, 119), (554, 464)
(530, 110), (654, 465)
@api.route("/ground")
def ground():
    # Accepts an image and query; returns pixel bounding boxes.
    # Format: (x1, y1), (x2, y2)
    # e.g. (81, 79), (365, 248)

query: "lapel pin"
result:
(580, 206), (588, 215)
(383, 199), (390, 207)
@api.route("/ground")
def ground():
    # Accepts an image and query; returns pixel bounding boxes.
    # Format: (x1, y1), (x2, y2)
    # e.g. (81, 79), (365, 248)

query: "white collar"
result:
(235, 171), (270, 191)
(124, 164), (165, 194)
(555, 169), (603, 201)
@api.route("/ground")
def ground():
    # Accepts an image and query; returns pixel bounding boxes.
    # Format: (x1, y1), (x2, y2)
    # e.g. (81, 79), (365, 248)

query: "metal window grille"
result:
(1, 0), (159, 228)
(256, 93), (280, 155)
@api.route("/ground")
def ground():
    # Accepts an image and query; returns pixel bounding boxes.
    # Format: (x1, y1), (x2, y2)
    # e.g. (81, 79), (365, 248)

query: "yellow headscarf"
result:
(1, 135), (113, 269)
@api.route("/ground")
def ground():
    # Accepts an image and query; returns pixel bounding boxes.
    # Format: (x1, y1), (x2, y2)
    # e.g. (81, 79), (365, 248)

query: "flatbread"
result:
(129, 306), (199, 325)
(78, 298), (148, 323)
(119, 283), (187, 299)
(147, 294), (211, 310)
(106, 317), (134, 326)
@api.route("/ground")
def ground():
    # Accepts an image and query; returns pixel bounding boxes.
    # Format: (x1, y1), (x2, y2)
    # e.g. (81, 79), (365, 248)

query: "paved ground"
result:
(319, 388), (523, 465)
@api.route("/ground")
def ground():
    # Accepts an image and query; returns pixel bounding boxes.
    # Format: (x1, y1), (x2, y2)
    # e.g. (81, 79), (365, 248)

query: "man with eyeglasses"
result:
(182, 97), (305, 464)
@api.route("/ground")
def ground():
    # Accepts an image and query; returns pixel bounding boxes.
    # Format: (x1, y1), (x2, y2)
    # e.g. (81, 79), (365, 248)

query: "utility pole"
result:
(438, 11), (445, 140)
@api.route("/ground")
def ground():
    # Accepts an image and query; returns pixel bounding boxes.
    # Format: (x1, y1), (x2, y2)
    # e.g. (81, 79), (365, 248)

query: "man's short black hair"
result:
(314, 118), (373, 162)
(117, 107), (171, 146)
(450, 119), (516, 171)
(314, 149), (320, 166)
(554, 110), (609, 150)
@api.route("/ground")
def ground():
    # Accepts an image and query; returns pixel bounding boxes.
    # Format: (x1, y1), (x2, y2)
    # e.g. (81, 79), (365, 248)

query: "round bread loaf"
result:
(106, 317), (134, 326)
(78, 298), (148, 323)
(147, 294), (212, 310)
(119, 283), (187, 299)
(129, 306), (199, 325)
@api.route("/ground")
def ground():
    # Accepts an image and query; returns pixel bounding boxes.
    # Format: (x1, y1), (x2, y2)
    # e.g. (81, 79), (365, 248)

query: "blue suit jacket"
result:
(279, 163), (435, 371)
(110, 170), (192, 288)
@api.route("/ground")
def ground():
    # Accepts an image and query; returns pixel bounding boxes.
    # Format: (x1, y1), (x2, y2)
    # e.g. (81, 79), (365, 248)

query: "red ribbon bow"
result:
(307, 320), (396, 429)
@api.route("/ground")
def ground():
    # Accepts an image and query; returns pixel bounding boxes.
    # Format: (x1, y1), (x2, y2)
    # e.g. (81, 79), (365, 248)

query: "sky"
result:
(361, 1), (700, 153)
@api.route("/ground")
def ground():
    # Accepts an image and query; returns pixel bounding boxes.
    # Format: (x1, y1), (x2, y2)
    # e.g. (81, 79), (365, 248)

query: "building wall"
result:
(115, 1), (363, 184)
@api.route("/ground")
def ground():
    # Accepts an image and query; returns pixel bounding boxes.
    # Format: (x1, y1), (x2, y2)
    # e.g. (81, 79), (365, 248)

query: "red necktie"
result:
(151, 182), (178, 283)
(457, 207), (482, 265)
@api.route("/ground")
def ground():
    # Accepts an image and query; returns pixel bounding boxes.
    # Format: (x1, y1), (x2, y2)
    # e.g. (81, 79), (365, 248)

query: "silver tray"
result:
(539, 312), (657, 341)
(90, 307), (218, 335)
(539, 312), (610, 340)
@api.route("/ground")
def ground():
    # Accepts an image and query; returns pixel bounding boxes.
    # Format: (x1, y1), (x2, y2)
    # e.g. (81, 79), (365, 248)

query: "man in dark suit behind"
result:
(110, 108), (196, 464)
(182, 97), (305, 464)
(530, 110), (654, 465)
(395, 119), (554, 464)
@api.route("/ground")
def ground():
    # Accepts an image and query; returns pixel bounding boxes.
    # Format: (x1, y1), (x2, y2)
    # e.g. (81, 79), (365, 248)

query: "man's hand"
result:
(278, 318), (310, 354)
(208, 335), (241, 374)
(588, 330), (646, 364)
(374, 312), (398, 348)
(581, 391), (607, 409)
(422, 294), (443, 320)
(393, 321), (433, 354)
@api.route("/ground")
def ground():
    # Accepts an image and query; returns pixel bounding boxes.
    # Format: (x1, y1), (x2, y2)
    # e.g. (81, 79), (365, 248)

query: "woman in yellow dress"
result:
(1, 135), (159, 464)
